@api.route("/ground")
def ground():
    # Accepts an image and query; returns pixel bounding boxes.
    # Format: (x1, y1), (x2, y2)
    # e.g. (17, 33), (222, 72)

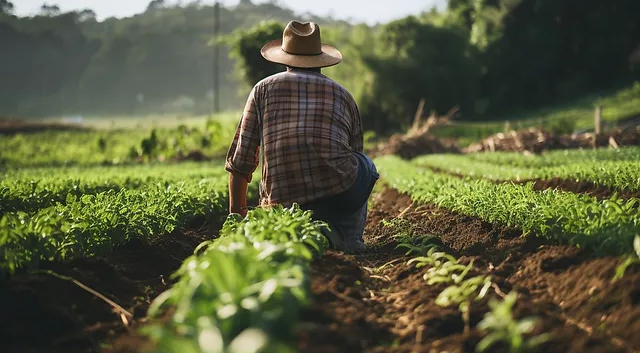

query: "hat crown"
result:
(281, 21), (322, 56)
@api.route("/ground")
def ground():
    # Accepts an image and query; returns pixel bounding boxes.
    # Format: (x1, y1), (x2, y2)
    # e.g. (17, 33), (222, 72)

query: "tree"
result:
(226, 21), (285, 88)
(146, 0), (166, 12)
(360, 16), (481, 130)
(0, 0), (14, 14)
(77, 9), (96, 22)
(40, 3), (61, 16)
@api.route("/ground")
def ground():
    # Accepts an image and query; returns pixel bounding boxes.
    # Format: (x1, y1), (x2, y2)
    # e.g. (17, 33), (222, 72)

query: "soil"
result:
(525, 178), (640, 201)
(298, 188), (640, 353)
(369, 132), (460, 160)
(424, 165), (640, 200)
(0, 119), (88, 135)
(0, 217), (225, 353)
(464, 126), (640, 154)
(3, 189), (639, 353)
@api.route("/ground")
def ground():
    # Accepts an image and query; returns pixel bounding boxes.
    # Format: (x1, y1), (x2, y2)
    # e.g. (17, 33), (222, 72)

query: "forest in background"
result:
(1, 0), (639, 131)
(0, 0), (348, 117)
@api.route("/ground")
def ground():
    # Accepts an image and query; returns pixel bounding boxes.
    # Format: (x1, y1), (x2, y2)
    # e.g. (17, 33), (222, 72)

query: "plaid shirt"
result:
(225, 70), (363, 207)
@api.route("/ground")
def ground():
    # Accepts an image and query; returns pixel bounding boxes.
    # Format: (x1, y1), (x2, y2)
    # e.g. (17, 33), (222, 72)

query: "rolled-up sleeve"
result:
(225, 87), (260, 180)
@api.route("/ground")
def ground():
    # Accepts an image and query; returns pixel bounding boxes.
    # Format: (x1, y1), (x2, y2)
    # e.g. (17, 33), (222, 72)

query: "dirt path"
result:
(298, 188), (640, 353)
(0, 219), (223, 353)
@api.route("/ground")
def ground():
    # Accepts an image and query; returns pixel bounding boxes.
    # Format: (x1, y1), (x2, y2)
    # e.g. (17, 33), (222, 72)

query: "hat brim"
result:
(260, 39), (342, 69)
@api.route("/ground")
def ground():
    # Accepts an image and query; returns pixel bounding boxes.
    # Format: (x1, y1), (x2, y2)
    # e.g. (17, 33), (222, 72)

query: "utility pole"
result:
(213, 1), (220, 113)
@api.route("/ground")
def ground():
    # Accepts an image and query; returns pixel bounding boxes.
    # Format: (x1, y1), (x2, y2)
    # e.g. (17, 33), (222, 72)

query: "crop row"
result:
(376, 156), (640, 255)
(0, 172), (240, 273)
(143, 205), (328, 353)
(395, 233), (550, 353)
(460, 147), (640, 168)
(413, 154), (640, 191)
(1, 163), (232, 213)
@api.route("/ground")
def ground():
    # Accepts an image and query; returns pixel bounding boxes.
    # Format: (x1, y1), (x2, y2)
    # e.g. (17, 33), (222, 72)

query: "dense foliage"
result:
(0, 117), (237, 167)
(228, 0), (640, 131)
(2, 0), (639, 132)
(144, 205), (328, 353)
(413, 147), (640, 191)
(376, 155), (640, 255)
(0, 164), (259, 273)
(0, 1), (345, 116)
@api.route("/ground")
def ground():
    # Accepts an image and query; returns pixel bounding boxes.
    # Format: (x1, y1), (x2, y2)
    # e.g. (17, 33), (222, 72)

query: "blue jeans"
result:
(300, 152), (379, 251)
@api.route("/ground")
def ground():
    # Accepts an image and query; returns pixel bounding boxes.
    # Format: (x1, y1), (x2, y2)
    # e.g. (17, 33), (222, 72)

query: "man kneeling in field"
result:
(225, 20), (379, 252)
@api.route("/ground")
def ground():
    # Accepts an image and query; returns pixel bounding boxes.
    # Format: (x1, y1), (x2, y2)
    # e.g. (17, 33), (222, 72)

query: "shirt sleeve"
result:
(349, 99), (364, 153)
(225, 86), (261, 181)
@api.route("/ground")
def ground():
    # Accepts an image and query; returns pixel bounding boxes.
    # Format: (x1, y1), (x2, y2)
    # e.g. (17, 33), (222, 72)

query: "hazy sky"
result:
(15, 0), (446, 24)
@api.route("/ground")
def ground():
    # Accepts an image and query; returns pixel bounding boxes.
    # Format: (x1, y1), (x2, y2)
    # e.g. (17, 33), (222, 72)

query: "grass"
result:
(36, 111), (242, 131)
(432, 82), (640, 146)
(0, 113), (241, 168)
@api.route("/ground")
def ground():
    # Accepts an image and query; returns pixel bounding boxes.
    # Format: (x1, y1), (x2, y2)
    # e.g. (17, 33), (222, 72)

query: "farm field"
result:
(413, 147), (640, 198)
(1, 124), (640, 353)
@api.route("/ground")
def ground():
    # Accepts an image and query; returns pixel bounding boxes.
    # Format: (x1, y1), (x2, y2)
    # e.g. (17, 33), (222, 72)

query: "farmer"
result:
(225, 20), (379, 252)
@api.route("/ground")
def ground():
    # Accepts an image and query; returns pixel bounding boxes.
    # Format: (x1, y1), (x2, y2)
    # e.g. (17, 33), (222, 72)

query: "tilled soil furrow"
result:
(1, 220), (224, 353)
(422, 165), (640, 200)
(300, 188), (640, 353)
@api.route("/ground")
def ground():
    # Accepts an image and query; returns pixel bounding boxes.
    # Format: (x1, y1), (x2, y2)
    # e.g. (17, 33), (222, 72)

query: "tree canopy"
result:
(1, 0), (639, 132)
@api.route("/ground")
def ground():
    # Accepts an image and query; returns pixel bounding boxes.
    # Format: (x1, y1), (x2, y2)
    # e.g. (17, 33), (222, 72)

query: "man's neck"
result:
(287, 66), (321, 74)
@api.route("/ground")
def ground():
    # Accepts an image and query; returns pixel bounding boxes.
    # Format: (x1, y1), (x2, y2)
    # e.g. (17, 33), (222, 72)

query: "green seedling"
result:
(435, 275), (493, 313)
(396, 236), (440, 255)
(612, 235), (640, 282)
(476, 291), (551, 353)
(376, 155), (640, 256)
(144, 205), (327, 353)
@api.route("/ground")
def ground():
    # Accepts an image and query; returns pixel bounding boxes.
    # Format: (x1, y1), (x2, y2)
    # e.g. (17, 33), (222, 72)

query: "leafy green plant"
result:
(0, 163), (264, 273)
(377, 156), (640, 256)
(405, 243), (493, 330)
(413, 147), (640, 192)
(613, 235), (640, 282)
(143, 205), (328, 353)
(476, 292), (551, 353)
(435, 275), (493, 313)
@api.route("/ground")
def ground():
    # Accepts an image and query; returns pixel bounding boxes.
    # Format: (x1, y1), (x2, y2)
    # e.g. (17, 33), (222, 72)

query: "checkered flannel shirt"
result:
(225, 70), (364, 207)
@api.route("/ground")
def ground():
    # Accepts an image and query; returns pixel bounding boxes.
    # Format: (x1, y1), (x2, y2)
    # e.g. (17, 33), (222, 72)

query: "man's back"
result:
(226, 69), (364, 206)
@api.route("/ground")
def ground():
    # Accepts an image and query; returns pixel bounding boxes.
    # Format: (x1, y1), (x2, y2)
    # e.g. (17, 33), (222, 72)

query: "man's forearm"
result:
(228, 172), (249, 215)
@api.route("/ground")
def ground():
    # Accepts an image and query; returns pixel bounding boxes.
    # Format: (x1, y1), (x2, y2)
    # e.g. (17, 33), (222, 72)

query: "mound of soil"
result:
(525, 178), (640, 201)
(464, 126), (640, 154)
(370, 132), (459, 160)
(299, 188), (640, 353)
(0, 218), (224, 353)
(425, 165), (640, 200)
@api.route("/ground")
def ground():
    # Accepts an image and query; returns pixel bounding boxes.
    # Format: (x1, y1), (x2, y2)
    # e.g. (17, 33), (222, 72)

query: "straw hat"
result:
(260, 21), (342, 68)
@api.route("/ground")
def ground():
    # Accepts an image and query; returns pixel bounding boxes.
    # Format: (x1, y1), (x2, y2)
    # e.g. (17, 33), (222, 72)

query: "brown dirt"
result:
(525, 177), (640, 200)
(0, 218), (224, 353)
(425, 165), (640, 200)
(0, 118), (88, 135)
(464, 126), (640, 154)
(298, 188), (640, 353)
(369, 132), (460, 160)
(5, 187), (638, 353)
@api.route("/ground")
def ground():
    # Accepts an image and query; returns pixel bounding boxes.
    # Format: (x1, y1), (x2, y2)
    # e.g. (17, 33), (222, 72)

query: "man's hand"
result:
(229, 172), (249, 217)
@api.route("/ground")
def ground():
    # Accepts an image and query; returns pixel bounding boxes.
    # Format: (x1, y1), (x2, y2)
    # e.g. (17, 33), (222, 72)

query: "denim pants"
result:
(300, 152), (379, 251)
